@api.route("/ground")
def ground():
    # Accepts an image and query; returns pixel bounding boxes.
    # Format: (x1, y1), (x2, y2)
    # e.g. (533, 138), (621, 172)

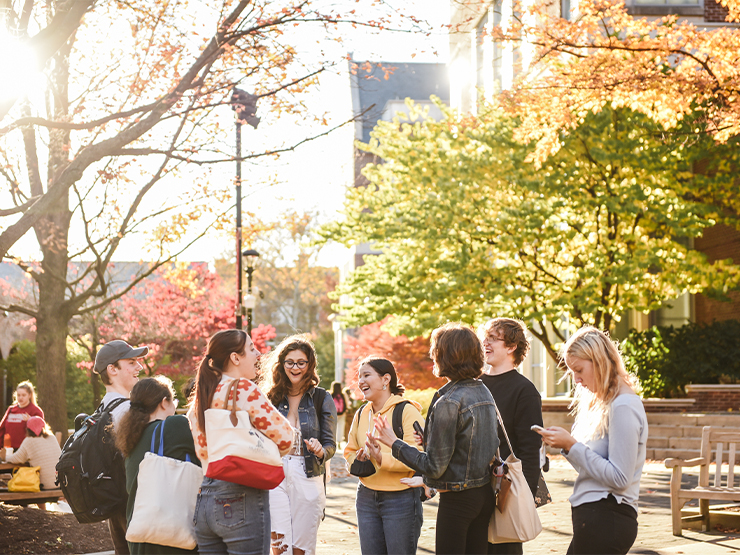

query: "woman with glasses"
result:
(116, 376), (199, 554)
(261, 334), (337, 555)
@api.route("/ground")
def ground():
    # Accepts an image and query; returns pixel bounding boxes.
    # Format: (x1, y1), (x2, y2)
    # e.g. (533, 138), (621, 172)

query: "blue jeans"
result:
(193, 477), (270, 555)
(356, 483), (423, 555)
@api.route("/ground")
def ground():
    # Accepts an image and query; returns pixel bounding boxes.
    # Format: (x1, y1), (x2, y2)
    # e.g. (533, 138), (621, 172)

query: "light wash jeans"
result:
(356, 483), (423, 555)
(193, 477), (270, 555)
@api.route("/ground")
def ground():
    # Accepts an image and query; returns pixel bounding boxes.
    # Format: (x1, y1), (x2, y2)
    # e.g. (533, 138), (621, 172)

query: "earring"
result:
(383, 385), (387, 390)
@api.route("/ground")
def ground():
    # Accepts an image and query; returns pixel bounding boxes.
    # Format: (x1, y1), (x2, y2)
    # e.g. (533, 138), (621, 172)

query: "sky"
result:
(175, 0), (451, 268)
(4, 0), (451, 270)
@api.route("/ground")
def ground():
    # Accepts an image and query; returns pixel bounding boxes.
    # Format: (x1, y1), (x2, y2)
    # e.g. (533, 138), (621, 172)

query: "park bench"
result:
(665, 426), (740, 536)
(0, 488), (63, 507)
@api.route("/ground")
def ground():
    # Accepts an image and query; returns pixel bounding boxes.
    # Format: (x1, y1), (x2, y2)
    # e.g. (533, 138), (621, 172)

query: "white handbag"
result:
(126, 419), (203, 549)
(204, 379), (285, 489)
(488, 406), (543, 544)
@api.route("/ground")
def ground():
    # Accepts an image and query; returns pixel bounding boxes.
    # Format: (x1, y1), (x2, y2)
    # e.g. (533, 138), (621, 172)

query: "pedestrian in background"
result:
(262, 334), (337, 555)
(330, 381), (349, 446)
(346, 356), (425, 555)
(188, 329), (294, 555)
(479, 318), (543, 555)
(0, 381), (44, 451)
(536, 326), (647, 555)
(371, 323), (498, 555)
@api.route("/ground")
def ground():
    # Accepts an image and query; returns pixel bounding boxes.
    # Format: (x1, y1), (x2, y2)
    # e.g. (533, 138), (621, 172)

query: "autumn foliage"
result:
(343, 318), (442, 394)
(98, 264), (275, 377)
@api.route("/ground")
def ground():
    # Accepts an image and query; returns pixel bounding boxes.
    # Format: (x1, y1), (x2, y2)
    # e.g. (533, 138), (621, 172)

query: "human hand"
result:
(364, 435), (383, 465)
(304, 438), (325, 459)
(400, 476), (424, 488)
(356, 448), (370, 462)
(372, 415), (397, 447)
(21, 413), (30, 421)
(413, 430), (423, 446)
(537, 426), (577, 453)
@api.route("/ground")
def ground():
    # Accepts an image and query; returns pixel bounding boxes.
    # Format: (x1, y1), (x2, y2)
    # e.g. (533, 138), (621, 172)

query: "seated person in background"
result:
(0, 381), (44, 450)
(1, 416), (62, 489)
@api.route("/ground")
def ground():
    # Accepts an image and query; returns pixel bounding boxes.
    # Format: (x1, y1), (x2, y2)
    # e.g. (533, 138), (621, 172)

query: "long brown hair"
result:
(115, 376), (175, 457)
(192, 329), (248, 433)
(261, 334), (319, 405)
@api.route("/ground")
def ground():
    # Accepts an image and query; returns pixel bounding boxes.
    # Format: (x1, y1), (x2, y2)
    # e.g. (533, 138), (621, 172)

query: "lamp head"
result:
(242, 249), (261, 268)
(231, 88), (260, 129)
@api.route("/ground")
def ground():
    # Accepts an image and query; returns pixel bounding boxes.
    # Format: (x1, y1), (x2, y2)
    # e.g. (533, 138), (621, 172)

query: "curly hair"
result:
(479, 317), (531, 366)
(115, 376), (175, 457)
(261, 334), (319, 405)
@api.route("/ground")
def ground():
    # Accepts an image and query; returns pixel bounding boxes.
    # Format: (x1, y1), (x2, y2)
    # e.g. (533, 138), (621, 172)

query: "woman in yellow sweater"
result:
(344, 356), (425, 555)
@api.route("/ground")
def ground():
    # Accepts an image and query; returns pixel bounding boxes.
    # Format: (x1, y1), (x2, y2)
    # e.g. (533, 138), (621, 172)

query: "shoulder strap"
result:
(392, 401), (409, 439)
(356, 402), (366, 422)
(313, 387), (326, 435)
(99, 397), (127, 416)
(494, 403), (515, 457)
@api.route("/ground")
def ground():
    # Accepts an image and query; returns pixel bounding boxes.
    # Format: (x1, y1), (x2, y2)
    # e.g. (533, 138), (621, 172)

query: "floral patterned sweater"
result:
(187, 376), (294, 473)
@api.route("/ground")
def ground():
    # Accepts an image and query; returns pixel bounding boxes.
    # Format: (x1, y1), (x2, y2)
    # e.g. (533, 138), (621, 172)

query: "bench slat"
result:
(715, 443), (724, 487)
(730, 444), (736, 488)
(0, 489), (63, 501)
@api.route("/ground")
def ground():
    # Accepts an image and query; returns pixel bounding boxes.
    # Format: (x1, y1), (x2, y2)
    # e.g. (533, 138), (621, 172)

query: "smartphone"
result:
(413, 422), (424, 436)
(531, 424), (546, 433)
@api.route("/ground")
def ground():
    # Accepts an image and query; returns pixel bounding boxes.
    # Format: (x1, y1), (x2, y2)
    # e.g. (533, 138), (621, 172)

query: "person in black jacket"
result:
(479, 318), (543, 555)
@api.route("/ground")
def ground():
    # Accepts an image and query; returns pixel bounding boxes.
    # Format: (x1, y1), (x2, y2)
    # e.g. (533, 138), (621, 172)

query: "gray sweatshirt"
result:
(565, 393), (648, 510)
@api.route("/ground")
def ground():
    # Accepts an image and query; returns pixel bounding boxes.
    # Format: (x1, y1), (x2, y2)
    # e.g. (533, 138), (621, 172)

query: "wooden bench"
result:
(665, 426), (740, 536)
(0, 489), (63, 506)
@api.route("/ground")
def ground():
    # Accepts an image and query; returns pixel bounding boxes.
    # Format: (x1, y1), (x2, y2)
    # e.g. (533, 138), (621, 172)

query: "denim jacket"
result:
(392, 379), (498, 491)
(275, 387), (337, 478)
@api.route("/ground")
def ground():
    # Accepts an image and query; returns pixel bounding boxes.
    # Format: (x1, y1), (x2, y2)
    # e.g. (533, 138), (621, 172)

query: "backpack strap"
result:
(392, 401), (409, 439)
(312, 387), (327, 436)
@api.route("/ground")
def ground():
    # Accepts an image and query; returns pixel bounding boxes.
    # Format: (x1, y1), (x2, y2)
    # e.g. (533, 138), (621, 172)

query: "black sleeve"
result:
(512, 388), (543, 497)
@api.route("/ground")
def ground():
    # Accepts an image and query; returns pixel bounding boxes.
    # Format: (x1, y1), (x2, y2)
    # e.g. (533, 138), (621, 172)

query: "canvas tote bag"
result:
(489, 405), (542, 544)
(126, 419), (203, 549)
(204, 378), (285, 489)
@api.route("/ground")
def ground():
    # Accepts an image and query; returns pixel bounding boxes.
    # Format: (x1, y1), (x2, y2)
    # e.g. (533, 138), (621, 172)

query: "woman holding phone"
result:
(345, 356), (425, 555)
(535, 326), (647, 555)
(370, 324), (498, 555)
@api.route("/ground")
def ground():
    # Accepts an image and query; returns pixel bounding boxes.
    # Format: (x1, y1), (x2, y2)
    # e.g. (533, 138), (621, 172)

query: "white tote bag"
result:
(204, 379), (285, 489)
(489, 406), (542, 544)
(126, 420), (203, 549)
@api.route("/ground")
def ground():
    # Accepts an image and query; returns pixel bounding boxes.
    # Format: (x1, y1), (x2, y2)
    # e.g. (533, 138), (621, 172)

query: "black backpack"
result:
(56, 398), (128, 524)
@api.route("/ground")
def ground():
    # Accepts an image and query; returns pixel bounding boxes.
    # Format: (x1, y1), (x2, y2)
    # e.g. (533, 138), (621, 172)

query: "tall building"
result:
(332, 58), (450, 384)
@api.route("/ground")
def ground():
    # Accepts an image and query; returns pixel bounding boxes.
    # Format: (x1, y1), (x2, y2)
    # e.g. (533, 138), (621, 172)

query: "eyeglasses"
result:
(486, 336), (505, 343)
(284, 360), (308, 369)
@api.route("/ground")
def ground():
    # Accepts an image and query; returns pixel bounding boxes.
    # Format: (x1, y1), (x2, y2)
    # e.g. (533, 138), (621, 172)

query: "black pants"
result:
(436, 485), (495, 555)
(108, 507), (130, 555)
(488, 541), (523, 554)
(567, 495), (637, 555)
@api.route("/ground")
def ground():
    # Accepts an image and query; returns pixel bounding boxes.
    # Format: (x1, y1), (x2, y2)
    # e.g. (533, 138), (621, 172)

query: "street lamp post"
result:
(242, 249), (261, 336)
(231, 88), (260, 330)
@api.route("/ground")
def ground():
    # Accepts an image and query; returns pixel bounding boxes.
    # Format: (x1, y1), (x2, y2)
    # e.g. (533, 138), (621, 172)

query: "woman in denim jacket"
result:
(262, 334), (337, 555)
(372, 323), (498, 555)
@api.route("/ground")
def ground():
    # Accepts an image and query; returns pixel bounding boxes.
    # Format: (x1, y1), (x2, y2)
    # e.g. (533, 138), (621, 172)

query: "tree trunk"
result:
(33, 25), (74, 440)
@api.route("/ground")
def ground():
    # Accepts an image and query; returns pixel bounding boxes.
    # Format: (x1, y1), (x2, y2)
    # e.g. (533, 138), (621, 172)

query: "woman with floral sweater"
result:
(188, 330), (294, 555)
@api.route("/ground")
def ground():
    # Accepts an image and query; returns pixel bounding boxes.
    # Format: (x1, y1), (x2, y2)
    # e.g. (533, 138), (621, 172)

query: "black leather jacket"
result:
(275, 387), (337, 477)
(392, 379), (498, 491)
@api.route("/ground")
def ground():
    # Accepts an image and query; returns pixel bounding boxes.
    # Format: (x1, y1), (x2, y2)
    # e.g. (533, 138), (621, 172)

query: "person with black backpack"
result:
(344, 356), (426, 555)
(57, 340), (148, 555)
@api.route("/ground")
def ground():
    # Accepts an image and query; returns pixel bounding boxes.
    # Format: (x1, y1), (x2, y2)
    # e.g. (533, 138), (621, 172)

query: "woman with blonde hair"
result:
(535, 326), (648, 555)
(188, 329), (294, 555)
(0, 381), (44, 450)
(261, 334), (336, 555)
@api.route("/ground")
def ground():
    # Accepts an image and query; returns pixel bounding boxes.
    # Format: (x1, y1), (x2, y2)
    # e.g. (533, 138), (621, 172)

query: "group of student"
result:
(0, 316), (648, 555)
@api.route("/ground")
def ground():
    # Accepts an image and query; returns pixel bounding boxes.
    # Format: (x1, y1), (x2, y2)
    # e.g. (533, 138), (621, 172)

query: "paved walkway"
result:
(317, 455), (740, 555)
(83, 456), (740, 555)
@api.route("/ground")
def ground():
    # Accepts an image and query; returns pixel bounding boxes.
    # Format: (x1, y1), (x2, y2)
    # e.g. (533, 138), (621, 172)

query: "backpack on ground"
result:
(56, 398), (128, 524)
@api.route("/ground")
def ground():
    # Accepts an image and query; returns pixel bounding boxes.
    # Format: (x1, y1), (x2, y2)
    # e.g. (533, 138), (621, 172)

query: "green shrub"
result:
(621, 320), (740, 398)
(404, 387), (437, 417)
